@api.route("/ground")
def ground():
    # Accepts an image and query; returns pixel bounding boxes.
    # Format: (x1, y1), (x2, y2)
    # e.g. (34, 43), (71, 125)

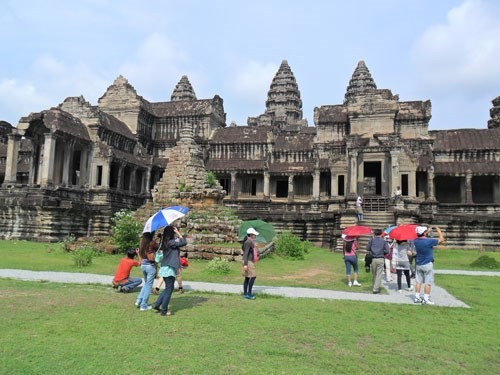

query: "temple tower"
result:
(171, 75), (197, 101)
(344, 60), (377, 104)
(265, 60), (303, 124)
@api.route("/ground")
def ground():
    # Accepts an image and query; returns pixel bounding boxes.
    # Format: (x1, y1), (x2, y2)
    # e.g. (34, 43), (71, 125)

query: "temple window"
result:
(338, 175), (345, 196)
(96, 166), (103, 186)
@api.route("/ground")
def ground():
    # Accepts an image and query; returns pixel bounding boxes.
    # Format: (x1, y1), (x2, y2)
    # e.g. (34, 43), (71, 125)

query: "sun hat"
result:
(416, 226), (428, 236)
(247, 227), (259, 236)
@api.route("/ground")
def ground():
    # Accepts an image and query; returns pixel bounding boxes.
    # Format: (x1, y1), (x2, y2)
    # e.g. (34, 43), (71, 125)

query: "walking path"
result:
(1, 269), (498, 308)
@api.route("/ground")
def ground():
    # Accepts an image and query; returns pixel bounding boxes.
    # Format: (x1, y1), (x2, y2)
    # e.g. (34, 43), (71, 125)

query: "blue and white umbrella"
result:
(142, 205), (190, 233)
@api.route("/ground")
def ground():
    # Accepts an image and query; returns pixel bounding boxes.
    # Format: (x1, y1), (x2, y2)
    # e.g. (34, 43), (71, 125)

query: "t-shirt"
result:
(413, 237), (439, 265)
(356, 197), (362, 207)
(113, 258), (139, 284)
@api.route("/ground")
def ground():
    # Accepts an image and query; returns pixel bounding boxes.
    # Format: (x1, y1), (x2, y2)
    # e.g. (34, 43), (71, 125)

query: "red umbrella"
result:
(388, 224), (419, 241)
(341, 225), (373, 236)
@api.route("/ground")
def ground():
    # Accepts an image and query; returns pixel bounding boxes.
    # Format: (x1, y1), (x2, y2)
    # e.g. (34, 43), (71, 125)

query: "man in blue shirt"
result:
(413, 225), (445, 305)
(366, 229), (390, 294)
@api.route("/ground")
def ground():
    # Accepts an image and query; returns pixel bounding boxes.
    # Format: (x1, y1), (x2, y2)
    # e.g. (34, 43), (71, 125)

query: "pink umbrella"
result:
(388, 224), (419, 241)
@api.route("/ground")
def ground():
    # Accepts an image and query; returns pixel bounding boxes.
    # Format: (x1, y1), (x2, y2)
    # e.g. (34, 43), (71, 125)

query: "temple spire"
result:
(265, 60), (303, 123)
(171, 75), (197, 101)
(344, 60), (377, 103)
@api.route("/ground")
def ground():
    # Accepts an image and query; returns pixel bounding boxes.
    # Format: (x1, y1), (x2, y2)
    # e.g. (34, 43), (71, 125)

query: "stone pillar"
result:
(130, 167), (137, 192)
(79, 148), (89, 187)
(40, 133), (56, 187)
(390, 150), (399, 196)
(102, 158), (111, 188)
(349, 150), (358, 194)
(312, 170), (320, 200)
(465, 170), (473, 204)
(117, 163), (125, 190)
(230, 171), (237, 199)
(61, 141), (73, 186)
(144, 167), (152, 194)
(263, 171), (270, 199)
(330, 170), (337, 197)
(3, 133), (21, 186)
(427, 164), (435, 200)
(288, 174), (294, 202)
(409, 171), (417, 198)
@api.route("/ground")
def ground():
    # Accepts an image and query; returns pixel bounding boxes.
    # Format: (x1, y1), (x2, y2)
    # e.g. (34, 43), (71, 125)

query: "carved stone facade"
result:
(0, 60), (499, 248)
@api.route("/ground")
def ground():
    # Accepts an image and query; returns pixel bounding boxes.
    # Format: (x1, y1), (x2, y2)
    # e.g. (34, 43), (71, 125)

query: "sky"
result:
(0, 0), (499, 130)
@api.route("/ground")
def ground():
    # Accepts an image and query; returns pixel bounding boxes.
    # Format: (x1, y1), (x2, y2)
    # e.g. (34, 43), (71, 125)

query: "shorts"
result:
(242, 260), (256, 278)
(415, 262), (434, 285)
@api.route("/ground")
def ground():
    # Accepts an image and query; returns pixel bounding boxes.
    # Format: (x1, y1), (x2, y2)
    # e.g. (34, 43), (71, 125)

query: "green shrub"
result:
(207, 257), (231, 274)
(60, 234), (76, 252)
(72, 246), (96, 267)
(111, 209), (141, 252)
(470, 255), (500, 269)
(274, 230), (310, 260)
(206, 171), (217, 187)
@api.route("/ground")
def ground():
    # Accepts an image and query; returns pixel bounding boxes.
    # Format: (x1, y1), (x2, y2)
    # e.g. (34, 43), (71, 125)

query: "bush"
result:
(207, 257), (231, 274)
(111, 209), (141, 252)
(206, 171), (217, 187)
(274, 230), (310, 260)
(470, 255), (500, 269)
(72, 246), (96, 267)
(60, 234), (76, 252)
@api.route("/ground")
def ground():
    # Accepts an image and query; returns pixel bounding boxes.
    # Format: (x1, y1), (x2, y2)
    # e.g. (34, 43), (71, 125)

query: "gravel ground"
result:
(1, 269), (497, 308)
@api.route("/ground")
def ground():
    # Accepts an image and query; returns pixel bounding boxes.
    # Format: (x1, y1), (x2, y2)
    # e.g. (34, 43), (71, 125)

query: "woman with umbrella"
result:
(342, 235), (362, 287)
(153, 225), (187, 316)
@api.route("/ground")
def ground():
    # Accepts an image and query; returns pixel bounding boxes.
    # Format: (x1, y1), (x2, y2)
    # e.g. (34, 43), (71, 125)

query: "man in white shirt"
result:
(356, 195), (363, 222)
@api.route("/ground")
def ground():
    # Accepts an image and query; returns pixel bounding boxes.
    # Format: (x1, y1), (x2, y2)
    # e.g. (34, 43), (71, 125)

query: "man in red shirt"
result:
(113, 248), (142, 293)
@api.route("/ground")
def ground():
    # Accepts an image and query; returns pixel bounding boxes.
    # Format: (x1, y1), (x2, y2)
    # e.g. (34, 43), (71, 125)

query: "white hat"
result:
(247, 228), (259, 236)
(416, 226), (428, 235)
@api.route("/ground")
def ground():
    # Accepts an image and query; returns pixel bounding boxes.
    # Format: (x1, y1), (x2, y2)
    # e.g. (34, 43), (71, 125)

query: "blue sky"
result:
(1, 0), (499, 130)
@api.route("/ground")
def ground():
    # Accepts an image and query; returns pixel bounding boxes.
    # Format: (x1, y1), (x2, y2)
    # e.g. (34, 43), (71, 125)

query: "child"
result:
(112, 248), (142, 293)
(154, 251), (189, 294)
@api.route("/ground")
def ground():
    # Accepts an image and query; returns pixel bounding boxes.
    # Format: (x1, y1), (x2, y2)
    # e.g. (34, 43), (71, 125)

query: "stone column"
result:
(144, 167), (152, 194)
(130, 167), (137, 192)
(288, 174), (294, 202)
(230, 171), (237, 199)
(390, 150), (400, 196)
(349, 150), (358, 194)
(263, 171), (270, 199)
(312, 170), (320, 200)
(61, 141), (73, 187)
(40, 133), (56, 187)
(465, 170), (473, 204)
(409, 171), (417, 198)
(2, 133), (21, 186)
(427, 164), (435, 200)
(102, 158), (111, 188)
(79, 148), (89, 187)
(117, 163), (125, 190)
(329, 170), (335, 197)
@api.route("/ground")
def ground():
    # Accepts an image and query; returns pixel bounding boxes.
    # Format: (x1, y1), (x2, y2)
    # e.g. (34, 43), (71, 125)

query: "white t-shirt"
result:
(356, 196), (362, 207)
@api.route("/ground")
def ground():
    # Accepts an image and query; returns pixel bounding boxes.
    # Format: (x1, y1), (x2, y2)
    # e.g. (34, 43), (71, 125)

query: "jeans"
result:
(344, 255), (358, 276)
(136, 263), (156, 308)
(155, 276), (175, 315)
(121, 277), (142, 292)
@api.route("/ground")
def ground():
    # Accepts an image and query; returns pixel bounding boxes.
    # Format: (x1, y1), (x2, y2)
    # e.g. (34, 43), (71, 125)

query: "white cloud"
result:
(0, 79), (52, 124)
(412, 0), (500, 95)
(226, 60), (277, 105)
(117, 33), (192, 100)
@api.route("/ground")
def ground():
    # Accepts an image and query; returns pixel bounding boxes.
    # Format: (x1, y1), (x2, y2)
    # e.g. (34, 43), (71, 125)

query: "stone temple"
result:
(0, 60), (499, 249)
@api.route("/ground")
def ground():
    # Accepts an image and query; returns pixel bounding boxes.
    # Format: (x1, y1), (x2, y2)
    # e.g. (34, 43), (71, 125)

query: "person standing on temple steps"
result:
(356, 195), (364, 222)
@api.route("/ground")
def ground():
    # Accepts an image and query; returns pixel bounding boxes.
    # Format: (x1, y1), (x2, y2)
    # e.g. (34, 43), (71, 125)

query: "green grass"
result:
(0, 276), (498, 374)
(1, 240), (499, 373)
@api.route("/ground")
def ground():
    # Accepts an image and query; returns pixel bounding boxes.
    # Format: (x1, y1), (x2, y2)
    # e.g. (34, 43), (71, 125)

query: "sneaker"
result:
(244, 294), (256, 300)
(422, 298), (435, 305)
(177, 288), (184, 294)
(348, 281), (352, 287)
(414, 296), (423, 304)
(397, 289), (402, 293)
(160, 311), (172, 316)
(116, 285), (122, 293)
(135, 301), (141, 308)
(406, 286), (414, 292)
(353, 281), (361, 287)
(140, 305), (153, 311)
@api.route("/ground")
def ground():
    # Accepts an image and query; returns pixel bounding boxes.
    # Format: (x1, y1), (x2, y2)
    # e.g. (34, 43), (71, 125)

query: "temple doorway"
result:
(363, 161), (381, 195)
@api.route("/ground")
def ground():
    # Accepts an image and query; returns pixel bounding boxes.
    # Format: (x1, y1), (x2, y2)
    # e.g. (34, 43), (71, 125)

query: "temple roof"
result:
(99, 111), (135, 140)
(396, 101), (432, 121)
(344, 60), (377, 103)
(211, 126), (270, 144)
(269, 161), (314, 174)
(315, 105), (348, 124)
(171, 75), (197, 101)
(206, 159), (266, 171)
(22, 109), (92, 141)
(274, 131), (314, 151)
(432, 128), (500, 150)
(434, 161), (500, 175)
(149, 99), (215, 117)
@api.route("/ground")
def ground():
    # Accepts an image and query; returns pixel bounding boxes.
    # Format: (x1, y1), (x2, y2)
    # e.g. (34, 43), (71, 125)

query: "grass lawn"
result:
(0, 275), (499, 374)
(1, 240), (499, 373)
